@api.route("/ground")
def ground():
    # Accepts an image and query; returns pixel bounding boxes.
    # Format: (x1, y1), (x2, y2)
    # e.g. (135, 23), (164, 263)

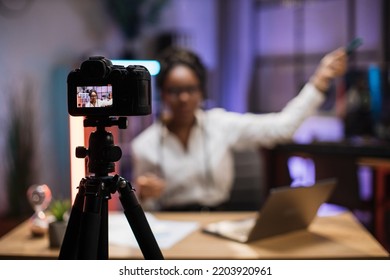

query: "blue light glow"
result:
(368, 64), (382, 122)
(111, 60), (160, 76)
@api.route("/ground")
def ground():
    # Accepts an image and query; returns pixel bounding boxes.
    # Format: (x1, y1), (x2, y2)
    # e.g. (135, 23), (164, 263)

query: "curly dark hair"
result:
(156, 47), (207, 96)
(89, 89), (97, 97)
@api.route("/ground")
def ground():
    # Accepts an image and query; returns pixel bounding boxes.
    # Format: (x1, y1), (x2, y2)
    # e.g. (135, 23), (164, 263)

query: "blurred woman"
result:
(130, 47), (347, 211)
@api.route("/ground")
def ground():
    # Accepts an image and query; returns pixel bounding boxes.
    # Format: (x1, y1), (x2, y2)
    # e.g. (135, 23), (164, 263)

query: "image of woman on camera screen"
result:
(85, 89), (101, 107)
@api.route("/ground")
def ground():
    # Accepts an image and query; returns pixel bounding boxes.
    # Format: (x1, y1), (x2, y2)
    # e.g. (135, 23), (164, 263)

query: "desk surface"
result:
(0, 211), (388, 260)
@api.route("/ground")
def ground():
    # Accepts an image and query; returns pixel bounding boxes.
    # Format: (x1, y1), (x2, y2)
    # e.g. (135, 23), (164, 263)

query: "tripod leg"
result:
(58, 184), (85, 259)
(117, 178), (164, 260)
(77, 185), (102, 259)
(97, 197), (109, 259)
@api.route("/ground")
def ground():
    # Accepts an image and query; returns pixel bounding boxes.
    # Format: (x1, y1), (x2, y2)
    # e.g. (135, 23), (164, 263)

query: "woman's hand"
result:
(310, 48), (348, 93)
(135, 173), (166, 200)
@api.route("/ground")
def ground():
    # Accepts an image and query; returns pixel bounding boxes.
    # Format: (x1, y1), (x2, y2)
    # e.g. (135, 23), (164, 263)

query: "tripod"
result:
(58, 117), (164, 260)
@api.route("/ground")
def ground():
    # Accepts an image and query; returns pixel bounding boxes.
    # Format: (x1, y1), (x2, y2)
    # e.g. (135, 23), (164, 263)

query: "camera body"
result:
(68, 56), (151, 117)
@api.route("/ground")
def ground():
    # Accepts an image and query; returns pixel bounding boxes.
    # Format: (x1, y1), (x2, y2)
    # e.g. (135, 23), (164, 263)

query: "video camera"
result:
(67, 56), (151, 117)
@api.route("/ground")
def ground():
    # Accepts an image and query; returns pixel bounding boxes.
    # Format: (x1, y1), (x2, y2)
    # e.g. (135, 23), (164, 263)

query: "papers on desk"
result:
(108, 212), (199, 249)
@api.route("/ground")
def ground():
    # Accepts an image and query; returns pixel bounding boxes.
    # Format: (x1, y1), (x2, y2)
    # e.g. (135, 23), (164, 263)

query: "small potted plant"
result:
(48, 199), (71, 248)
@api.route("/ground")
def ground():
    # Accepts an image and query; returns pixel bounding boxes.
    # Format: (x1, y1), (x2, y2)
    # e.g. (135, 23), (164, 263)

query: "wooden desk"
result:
(262, 140), (390, 249)
(0, 211), (388, 260)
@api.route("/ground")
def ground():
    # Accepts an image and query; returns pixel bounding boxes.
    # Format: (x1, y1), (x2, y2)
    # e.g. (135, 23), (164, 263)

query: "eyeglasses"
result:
(164, 85), (201, 97)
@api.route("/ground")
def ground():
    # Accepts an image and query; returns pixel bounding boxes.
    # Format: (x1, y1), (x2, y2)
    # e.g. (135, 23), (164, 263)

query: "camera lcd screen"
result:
(76, 85), (113, 108)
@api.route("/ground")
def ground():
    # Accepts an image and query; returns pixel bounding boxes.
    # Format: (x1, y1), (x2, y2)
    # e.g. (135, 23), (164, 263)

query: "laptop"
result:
(202, 178), (336, 243)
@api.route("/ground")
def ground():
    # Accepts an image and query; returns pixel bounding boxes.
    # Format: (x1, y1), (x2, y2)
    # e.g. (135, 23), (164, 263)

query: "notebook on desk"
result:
(202, 178), (336, 243)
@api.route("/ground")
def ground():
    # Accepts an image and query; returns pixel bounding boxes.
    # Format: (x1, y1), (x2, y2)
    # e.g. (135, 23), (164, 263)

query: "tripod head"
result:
(76, 116), (127, 177)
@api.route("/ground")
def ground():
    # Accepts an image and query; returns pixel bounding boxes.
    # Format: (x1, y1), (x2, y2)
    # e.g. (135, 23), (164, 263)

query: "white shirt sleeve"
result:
(208, 83), (325, 150)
